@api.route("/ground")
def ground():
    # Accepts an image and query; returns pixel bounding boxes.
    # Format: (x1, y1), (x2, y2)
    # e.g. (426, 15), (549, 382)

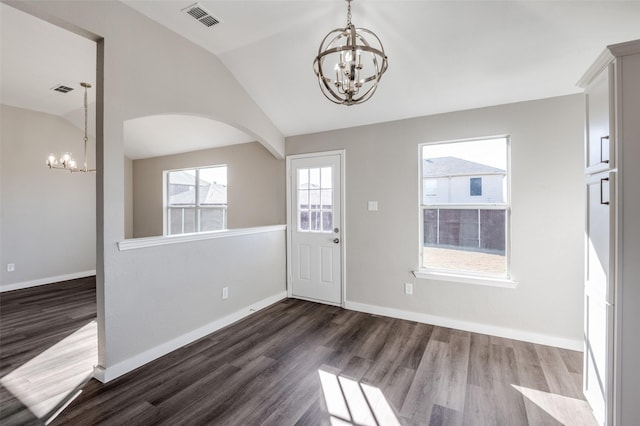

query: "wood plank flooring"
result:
(0, 277), (97, 425)
(1, 279), (596, 425)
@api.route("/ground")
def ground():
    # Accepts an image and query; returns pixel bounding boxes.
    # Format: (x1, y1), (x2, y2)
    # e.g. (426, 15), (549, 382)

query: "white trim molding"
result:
(117, 224), (286, 251)
(93, 291), (287, 383)
(0, 270), (96, 293)
(344, 300), (582, 351)
(413, 269), (518, 288)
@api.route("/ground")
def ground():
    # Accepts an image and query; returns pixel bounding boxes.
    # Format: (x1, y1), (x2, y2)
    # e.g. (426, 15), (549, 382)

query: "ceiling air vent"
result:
(182, 3), (220, 28)
(51, 84), (74, 93)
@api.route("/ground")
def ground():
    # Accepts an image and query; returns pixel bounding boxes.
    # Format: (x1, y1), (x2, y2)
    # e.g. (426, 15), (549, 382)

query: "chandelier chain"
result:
(346, 0), (352, 25)
(84, 85), (88, 144)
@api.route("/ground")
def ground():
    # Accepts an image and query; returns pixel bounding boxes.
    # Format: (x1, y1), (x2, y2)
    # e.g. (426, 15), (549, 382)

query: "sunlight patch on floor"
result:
(1, 320), (97, 419)
(319, 368), (400, 426)
(512, 384), (598, 426)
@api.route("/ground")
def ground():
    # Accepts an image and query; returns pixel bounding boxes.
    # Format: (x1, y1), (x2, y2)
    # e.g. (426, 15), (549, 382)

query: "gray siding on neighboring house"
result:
(423, 157), (506, 204)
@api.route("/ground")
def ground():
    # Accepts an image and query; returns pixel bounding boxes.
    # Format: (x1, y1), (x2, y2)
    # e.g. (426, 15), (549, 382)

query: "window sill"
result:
(413, 269), (517, 288)
(118, 225), (286, 251)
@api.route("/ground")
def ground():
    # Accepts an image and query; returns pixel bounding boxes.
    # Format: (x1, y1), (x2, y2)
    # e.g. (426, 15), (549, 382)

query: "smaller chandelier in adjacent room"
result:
(46, 82), (95, 173)
(313, 0), (388, 106)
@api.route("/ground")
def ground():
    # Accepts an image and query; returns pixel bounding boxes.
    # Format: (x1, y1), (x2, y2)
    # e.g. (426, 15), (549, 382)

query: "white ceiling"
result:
(0, 4), (96, 116)
(0, 3), (254, 159)
(124, 0), (640, 136)
(3, 1), (640, 157)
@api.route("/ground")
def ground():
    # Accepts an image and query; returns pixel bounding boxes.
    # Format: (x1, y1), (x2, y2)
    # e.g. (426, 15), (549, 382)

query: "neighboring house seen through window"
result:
(165, 165), (227, 235)
(420, 137), (509, 277)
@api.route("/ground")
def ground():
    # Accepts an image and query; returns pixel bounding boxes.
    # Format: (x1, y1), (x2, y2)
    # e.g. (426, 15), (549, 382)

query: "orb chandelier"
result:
(46, 82), (95, 173)
(313, 0), (388, 106)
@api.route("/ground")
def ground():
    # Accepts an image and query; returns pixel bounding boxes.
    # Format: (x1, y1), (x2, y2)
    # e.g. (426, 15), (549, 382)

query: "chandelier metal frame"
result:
(313, 0), (388, 106)
(46, 82), (95, 173)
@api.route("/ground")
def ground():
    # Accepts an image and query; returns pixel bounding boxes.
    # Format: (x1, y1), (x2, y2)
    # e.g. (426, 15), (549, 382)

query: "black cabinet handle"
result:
(600, 177), (610, 205)
(600, 136), (610, 164)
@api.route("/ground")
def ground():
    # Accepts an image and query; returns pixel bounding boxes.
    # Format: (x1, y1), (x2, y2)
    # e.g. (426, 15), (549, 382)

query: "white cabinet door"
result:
(289, 154), (342, 305)
(584, 171), (615, 425)
(585, 64), (614, 174)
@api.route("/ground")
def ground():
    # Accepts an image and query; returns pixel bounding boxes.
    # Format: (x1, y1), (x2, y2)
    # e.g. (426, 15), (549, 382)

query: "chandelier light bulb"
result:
(47, 154), (57, 167)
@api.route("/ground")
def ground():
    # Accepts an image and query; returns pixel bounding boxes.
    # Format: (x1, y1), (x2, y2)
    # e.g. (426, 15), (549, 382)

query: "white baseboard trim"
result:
(93, 291), (288, 383)
(344, 300), (583, 352)
(0, 270), (96, 293)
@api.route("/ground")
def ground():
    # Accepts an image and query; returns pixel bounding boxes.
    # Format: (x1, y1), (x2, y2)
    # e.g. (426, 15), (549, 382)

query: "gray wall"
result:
(287, 94), (585, 345)
(124, 156), (133, 239)
(132, 142), (285, 238)
(0, 105), (96, 289)
(14, 0), (286, 378)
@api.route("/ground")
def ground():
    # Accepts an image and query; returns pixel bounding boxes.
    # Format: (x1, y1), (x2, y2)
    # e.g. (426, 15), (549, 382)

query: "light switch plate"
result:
(367, 201), (378, 211)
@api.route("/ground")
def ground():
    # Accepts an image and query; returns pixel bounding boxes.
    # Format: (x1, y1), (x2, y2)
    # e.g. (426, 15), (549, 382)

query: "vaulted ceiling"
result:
(2, 1), (640, 158)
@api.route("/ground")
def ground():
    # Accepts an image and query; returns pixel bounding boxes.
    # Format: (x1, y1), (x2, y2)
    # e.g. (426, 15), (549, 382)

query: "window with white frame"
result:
(165, 165), (227, 235)
(420, 137), (509, 277)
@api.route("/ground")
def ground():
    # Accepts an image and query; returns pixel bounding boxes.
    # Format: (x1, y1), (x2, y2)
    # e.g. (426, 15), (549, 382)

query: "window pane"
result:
(200, 208), (226, 231)
(321, 167), (332, 189)
(423, 209), (438, 245)
(169, 207), (196, 235)
(168, 170), (196, 205)
(299, 211), (310, 231)
(321, 189), (332, 209)
(309, 168), (320, 188)
(298, 190), (309, 209)
(183, 209), (196, 233)
(322, 211), (333, 231)
(422, 138), (507, 204)
(298, 169), (309, 189)
(423, 208), (505, 274)
(310, 211), (321, 231)
(199, 166), (227, 205)
(480, 209), (506, 252)
(309, 189), (321, 210)
(169, 207), (183, 235)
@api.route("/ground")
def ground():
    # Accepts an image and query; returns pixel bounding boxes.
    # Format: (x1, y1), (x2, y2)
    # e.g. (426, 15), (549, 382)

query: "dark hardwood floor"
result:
(1, 279), (596, 425)
(0, 277), (97, 425)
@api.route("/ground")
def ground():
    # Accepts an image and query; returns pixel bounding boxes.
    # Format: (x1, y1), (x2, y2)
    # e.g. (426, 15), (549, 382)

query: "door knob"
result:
(333, 238), (340, 244)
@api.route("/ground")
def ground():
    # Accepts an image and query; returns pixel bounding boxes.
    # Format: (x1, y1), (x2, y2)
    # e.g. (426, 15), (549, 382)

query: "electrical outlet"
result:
(222, 286), (229, 300)
(7, 263), (15, 272)
(367, 201), (378, 211)
(405, 283), (413, 295)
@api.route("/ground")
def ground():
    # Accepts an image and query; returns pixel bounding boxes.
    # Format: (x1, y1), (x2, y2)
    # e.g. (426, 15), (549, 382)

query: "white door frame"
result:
(286, 150), (346, 307)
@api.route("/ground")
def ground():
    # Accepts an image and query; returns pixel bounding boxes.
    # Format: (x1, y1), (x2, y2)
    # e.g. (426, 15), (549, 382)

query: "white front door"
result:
(288, 153), (343, 305)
